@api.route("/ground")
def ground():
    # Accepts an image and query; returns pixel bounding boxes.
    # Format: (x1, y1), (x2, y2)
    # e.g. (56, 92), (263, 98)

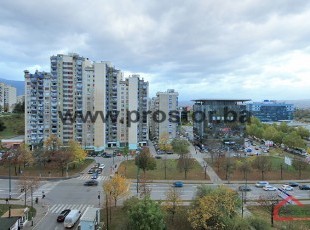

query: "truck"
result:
(78, 207), (100, 230)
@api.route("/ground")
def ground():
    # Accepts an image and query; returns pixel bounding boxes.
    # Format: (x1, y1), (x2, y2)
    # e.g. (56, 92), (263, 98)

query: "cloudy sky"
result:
(1, 0), (310, 101)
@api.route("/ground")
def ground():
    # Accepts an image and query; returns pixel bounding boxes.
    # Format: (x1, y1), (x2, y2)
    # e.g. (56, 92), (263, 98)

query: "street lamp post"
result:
(9, 156), (12, 199)
(203, 162), (208, 180)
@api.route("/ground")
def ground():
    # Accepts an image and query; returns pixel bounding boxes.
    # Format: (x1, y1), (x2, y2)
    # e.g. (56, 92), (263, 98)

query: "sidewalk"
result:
(0, 198), (49, 230)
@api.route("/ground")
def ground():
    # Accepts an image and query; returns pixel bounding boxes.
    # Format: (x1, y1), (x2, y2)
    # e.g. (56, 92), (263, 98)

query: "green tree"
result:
(262, 126), (278, 142)
(121, 145), (130, 160)
(237, 158), (252, 183)
(252, 156), (272, 180)
(0, 118), (6, 132)
(128, 197), (165, 230)
(13, 101), (25, 113)
(195, 184), (213, 199)
(292, 158), (309, 179)
(172, 139), (193, 179)
(296, 126), (310, 139)
(222, 157), (235, 181)
(282, 131), (305, 148)
(135, 147), (156, 176)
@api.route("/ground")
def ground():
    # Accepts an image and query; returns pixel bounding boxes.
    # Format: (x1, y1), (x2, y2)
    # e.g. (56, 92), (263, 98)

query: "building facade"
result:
(25, 53), (149, 151)
(150, 89), (179, 141)
(192, 99), (250, 142)
(247, 100), (294, 122)
(0, 82), (17, 112)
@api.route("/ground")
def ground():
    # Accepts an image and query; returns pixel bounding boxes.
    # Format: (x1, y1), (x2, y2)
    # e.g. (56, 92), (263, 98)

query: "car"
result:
(101, 152), (107, 157)
(99, 164), (105, 170)
(299, 185), (310, 190)
(281, 185), (293, 191)
(96, 168), (102, 174)
(255, 181), (269, 188)
(84, 180), (98, 186)
(57, 209), (71, 222)
(155, 155), (162, 159)
(105, 153), (112, 158)
(88, 169), (95, 174)
(263, 185), (277, 191)
(286, 182), (299, 187)
(173, 181), (184, 187)
(116, 152), (122, 156)
(91, 172), (98, 179)
(238, 185), (252, 192)
(166, 151), (174, 154)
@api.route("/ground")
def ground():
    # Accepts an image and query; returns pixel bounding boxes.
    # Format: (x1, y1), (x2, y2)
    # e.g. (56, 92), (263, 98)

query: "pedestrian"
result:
(42, 191), (45, 199)
(5, 198), (8, 204)
(35, 197), (38, 204)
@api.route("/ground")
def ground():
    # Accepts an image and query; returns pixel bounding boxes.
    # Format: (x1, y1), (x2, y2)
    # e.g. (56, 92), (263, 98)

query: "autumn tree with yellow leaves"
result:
(68, 140), (87, 163)
(188, 186), (241, 229)
(103, 174), (130, 207)
(164, 187), (183, 223)
(158, 132), (172, 152)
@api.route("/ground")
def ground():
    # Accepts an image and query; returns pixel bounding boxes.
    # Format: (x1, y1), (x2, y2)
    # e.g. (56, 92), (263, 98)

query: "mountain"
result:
(0, 78), (24, 96)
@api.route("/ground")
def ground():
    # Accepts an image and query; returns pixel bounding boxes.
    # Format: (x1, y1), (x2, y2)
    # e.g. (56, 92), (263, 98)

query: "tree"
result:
(283, 131), (305, 149)
(252, 156), (272, 180)
(257, 193), (279, 227)
(68, 140), (86, 163)
(171, 139), (193, 179)
(135, 147), (156, 176)
(195, 184), (213, 199)
(49, 148), (73, 176)
(236, 158), (252, 183)
(188, 186), (241, 229)
(44, 135), (62, 151)
(13, 101), (25, 113)
(0, 119), (6, 131)
(17, 143), (34, 168)
(121, 145), (130, 160)
(296, 126), (310, 140)
(158, 132), (172, 152)
(164, 187), (182, 223)
(103, 174), (130, 207)
(292, 158), (308, 179)
(128, 197), (166, 230)
(18, 173), (40, 207)
(222, 157), (235, 181)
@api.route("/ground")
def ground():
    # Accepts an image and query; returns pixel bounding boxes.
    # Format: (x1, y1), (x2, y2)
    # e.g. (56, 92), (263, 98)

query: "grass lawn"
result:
(0, 113), (24, 139)
(100, 206), (192, 230)
(0, 204), (36, 219)
(206, 155), (310, 181)
(118, 158), (210, 180)
(0, 158), (94, 178)
(248, 205), (310, 229)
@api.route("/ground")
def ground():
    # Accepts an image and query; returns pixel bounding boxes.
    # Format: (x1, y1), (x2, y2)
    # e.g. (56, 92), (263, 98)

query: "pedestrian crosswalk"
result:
(78, 175), (109, 181)
(49, 203), (95, 214)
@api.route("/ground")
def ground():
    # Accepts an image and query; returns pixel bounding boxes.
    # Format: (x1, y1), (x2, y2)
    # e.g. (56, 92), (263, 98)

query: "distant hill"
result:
(278, 99), (310, 109)
(0, 78), (24, 96)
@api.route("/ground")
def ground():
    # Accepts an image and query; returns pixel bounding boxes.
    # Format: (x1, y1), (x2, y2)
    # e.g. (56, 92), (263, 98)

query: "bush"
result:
(247, 216), (271, 230)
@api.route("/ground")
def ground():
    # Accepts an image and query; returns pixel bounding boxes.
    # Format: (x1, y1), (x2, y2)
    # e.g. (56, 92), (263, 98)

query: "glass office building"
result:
(247, 100), (294, 122)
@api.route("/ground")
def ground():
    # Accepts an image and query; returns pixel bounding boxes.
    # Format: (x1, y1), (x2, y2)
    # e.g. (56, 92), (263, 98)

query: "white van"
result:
(64, 209), (81, 228)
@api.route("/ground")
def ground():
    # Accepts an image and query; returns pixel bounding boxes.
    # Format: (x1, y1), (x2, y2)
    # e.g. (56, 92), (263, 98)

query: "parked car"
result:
(88, 169), (95, 174)
(263, 185), (277, 191)
(155, 155), (162, 159)
(255, 181), (269, 188)
(238, 185), (252, 192)
(57, 209), (71, 222)
(64, 210), (81, 228)
(166, 151), (174, 154)
(105, 153), (112, 158)
(84, 180), (98, 186)
(299, 185), (310, 190)
(281, 185), (293, 191)
(286, 182), (299, 187)
(173, 181), (184, 187)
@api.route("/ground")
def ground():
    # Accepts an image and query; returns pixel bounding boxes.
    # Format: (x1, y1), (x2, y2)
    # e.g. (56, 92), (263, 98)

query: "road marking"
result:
(49, 204), (95, 214)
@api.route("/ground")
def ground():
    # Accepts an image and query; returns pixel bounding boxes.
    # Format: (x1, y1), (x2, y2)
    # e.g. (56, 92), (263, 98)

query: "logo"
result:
(273, 195), (310, 221)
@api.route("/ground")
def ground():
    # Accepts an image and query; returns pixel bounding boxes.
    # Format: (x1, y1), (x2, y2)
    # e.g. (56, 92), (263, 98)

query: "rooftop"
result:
(192, 99), (251, 102)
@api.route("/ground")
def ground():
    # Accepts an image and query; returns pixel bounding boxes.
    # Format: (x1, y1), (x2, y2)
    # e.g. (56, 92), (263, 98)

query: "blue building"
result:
(247, 100), (294, 122)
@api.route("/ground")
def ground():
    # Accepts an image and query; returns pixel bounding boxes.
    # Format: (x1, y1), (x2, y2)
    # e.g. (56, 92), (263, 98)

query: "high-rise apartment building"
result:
(150, 89), (179, 141)
(0, 82), (17, 112)
(118, 75), (149, 150)
(25, 53), (149, 151)
(24, 71), (55, 145)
